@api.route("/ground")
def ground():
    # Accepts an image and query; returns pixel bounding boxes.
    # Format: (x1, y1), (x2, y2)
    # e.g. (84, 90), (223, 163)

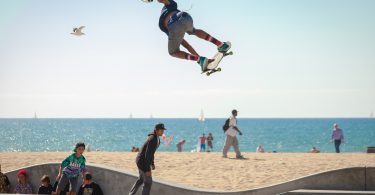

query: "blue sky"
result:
(0, 0), (374, 118)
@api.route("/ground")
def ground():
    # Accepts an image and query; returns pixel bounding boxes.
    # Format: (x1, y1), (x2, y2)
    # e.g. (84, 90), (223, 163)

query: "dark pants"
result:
(129, 169), (152, 195)
(334, 140), (341, 153)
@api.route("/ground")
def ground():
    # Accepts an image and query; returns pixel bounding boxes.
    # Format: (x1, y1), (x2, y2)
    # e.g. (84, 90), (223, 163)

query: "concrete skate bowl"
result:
(3, 163), (375, 195)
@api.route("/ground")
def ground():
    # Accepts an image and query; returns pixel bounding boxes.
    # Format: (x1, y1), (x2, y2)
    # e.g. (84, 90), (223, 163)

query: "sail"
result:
(198, 109), (205, 122)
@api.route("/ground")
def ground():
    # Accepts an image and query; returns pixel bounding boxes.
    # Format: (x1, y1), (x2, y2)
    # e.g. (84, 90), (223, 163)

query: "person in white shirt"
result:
(222, 109), (244, 159)
(256, 145), (265, 153)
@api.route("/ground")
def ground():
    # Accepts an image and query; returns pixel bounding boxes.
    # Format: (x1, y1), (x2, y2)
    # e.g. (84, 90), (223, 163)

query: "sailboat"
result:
(198, 109), (205, 122)
(371, 112), (374, 118)
(129, 113), (133, 119)
(34, 112), (38, 119)
(194, 109), (206, 152)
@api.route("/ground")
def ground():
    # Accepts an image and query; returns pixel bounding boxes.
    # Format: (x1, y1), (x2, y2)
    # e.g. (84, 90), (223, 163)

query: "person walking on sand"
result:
(129, 123), (166, 195)
(207, 133), (214, 151)
(199, 133), (207, 152)
(156, 0), (231, 72)
(331, 123), (344, 153)
(222, 109), (244, 159)
(176, 139), (186, 152)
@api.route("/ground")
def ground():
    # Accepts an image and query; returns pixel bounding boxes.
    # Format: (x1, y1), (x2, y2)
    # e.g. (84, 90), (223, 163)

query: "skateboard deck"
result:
(202, 51), (233, 76)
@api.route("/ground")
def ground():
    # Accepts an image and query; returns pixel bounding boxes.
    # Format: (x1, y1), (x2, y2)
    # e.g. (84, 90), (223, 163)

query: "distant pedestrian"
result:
(256, 145), (265, 153)
(131, 146), (139, 152)
(129, 123), (166, 195)
(331, 123), (344, 153)
(199, 134), (207, 152)
(207, 133), (214, 151)
(176, 139), (186, 152)
(222, 109), (244, 159)
(310, 146), (320, 153)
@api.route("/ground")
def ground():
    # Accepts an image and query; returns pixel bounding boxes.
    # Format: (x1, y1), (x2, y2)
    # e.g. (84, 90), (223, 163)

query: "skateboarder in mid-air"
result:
(156, 0), (231, 71)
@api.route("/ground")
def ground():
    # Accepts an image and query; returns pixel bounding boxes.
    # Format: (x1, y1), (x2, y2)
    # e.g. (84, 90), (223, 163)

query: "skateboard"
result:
(202, 51), (233, 76)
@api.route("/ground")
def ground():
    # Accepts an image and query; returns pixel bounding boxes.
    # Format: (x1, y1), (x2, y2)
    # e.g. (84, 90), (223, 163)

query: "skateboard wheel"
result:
(206, 72), (210, 76)
(217, 68), (221, 71)
(227, 51), (233, 55)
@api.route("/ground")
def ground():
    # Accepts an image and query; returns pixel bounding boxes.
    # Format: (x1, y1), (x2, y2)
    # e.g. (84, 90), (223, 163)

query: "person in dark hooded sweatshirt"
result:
(129, 123), (166, 195)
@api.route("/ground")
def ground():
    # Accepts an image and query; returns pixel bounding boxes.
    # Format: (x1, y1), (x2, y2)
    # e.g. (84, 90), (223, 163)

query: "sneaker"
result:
(198, 56), (209, 71)
(218, 41), (232, 53)
(236, 155), (245, 159)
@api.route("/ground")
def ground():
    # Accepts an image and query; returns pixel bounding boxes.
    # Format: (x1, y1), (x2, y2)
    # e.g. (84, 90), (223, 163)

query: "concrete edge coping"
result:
(288, 189), (375, 194)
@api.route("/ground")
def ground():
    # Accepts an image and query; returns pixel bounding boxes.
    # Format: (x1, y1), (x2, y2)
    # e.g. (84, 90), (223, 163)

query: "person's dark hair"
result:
(154, 123), (166, 130)
(41, 175), (50, 184)
(84, 172), (92, 180)
(73, 142), (86, 152)
(76, 142), (86, 149)
(232, 109), (238, 114)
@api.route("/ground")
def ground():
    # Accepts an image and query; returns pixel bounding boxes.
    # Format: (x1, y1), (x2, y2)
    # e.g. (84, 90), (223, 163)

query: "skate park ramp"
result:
(3, 163), (375, 195)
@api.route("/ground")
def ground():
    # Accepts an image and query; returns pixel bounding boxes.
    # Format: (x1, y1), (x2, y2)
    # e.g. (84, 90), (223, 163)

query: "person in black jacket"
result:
(129, 123), (166, 195)
(38, 175), (53, 194)
(77, 172), (103, 195)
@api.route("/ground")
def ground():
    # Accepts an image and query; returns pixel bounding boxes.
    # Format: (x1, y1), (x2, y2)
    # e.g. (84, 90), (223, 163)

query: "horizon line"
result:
(0, 117), (374, 119)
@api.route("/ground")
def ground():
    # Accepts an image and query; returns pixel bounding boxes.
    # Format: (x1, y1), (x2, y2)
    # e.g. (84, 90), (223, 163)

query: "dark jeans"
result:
(129, 169), (152, 195)
(334, 140), (341, 153)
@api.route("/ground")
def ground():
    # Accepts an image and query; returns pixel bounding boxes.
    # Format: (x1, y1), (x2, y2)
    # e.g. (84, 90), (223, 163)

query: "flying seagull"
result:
(71, 26), (85, 36)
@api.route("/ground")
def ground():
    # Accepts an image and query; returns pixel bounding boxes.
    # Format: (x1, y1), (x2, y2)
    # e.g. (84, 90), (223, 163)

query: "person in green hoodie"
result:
(53, 142), (87, 195)
(129, 123), (166, 195)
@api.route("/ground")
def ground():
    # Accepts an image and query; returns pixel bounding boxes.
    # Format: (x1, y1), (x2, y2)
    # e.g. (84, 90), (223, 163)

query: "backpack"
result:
(222, 118), (230, 132)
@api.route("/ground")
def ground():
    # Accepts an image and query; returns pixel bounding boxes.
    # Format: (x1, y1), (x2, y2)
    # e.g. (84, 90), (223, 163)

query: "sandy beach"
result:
(1, 152), (374, 191)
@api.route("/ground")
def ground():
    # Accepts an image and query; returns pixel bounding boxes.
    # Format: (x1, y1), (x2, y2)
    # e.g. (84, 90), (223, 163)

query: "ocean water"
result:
(0, 118), (374, 153)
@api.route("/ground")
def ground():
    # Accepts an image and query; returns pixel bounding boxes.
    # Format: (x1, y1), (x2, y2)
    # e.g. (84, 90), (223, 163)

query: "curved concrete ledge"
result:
(4, 163), (375, 195)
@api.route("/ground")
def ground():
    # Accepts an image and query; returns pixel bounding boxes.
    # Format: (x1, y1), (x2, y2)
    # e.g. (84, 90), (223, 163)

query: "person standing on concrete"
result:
(77, 172), (103, 195)
(331, 123), (344, 153)
(222, 109), (244, 159)
(129, 123), (166, 195)
(0, 164), (10, 193)
(53, 142), (87, 195)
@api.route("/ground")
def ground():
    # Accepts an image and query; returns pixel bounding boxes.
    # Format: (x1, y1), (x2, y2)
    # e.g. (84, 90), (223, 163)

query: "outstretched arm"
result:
(159, 0), (171, 5)
(181, 39), (199, 56)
